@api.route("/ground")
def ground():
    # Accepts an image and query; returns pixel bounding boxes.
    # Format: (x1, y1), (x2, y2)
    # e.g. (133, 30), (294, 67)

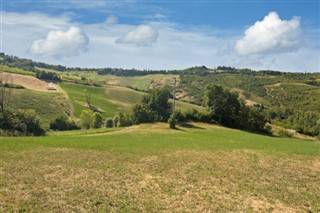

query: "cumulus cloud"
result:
(235, 12), (301, 56)
(105, 15), (118, 25)
(116, 25), (158, 46)
(30, 27), (89, 58)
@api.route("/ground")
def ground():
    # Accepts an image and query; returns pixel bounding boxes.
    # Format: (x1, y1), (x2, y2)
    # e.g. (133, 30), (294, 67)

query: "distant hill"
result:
(1, 53), (319, 136)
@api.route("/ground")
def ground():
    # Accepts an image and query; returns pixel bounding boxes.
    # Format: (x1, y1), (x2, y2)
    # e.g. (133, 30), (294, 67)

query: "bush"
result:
(50, 114), (79, 131)
(113, 115), (120, 127)
(105, 117), (114, 128)
(14, 109), (45, 136)
(116, 113), (133, 127)
(168, 114), (176, 129)
(91, 112), (103, 128)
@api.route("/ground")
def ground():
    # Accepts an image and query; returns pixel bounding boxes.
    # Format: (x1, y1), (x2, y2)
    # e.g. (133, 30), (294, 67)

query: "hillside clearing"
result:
(1, 123), (319, 212)
(0, 72), (60, 92)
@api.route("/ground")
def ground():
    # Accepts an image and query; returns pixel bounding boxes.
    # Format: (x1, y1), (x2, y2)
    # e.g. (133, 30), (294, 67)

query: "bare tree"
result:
(83, 89), (91, 109)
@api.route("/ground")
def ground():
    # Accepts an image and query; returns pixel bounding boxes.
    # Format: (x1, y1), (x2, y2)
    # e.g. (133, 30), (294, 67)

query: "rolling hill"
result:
(1, 53), (319, 136)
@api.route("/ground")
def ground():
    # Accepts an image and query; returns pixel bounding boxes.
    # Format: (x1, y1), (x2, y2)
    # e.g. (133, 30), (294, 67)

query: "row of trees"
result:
(204, 84), (267, 132)
(51, 84), (268, 133)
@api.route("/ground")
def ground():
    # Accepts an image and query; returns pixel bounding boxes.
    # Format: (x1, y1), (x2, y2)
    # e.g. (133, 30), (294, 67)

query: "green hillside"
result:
(1, 123), (319, 212)
(60, 82), (205, 119)
(9, 88), (71, 128)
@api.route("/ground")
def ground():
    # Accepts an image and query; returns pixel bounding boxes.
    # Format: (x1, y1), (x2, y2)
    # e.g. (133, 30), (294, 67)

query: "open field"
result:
(1, 123), (319, 212)
(0, 72), (60, 92)
(65, 71), (178, 91)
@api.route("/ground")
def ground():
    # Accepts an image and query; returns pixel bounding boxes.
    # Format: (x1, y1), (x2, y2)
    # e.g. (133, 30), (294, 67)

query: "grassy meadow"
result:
(1, 123), (319, 212)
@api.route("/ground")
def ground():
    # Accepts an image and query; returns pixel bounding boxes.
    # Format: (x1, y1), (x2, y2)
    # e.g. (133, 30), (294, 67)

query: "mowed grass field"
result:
(1, 123), (319, 212)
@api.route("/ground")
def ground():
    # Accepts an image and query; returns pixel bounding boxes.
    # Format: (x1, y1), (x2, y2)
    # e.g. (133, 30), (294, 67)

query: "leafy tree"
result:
(105, 117), (114, 128)
(204, 84), (241, 127)
(204, 84), (267, 132)
(91, 112), (103, 128)
(131, 86), (172, 124)
(131, 104), (153, 124)
(80, 109), (92, 129)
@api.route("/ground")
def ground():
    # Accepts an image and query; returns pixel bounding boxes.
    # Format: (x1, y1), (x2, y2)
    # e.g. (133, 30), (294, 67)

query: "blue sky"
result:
(1, 0), (319, 72)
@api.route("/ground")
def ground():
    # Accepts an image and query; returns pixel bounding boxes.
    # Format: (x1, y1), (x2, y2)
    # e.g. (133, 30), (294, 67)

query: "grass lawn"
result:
(1, 123), (319, 212)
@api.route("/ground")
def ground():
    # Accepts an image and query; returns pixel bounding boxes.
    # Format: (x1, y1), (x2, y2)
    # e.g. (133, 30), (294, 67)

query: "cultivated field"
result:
(1, 123), (319, 212)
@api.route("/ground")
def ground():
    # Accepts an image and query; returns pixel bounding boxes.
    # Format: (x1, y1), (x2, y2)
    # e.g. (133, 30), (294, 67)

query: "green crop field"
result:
(1, 123), (319, 212)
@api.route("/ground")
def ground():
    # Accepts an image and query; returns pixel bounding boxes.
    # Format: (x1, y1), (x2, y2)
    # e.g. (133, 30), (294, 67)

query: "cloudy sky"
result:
(1, 0), (319, 72)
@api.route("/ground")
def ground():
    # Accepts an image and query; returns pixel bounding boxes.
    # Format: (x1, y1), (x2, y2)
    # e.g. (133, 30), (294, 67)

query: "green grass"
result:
(60, 82), (124, 118)
(1, 123), (319, 212)
(64, 71), (178, 91)
(9, 89), (70, 128)
(0, 65), (35, 76)
(60, 82), (205, 119)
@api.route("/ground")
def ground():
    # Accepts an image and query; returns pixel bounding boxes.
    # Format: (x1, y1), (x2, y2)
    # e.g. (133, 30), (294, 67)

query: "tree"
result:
(204, 84), (267, 132)
(91, 112), (103, 128)
(204, 84), (241, 127)
(83, 89), (91, 110)
(131, 86), (172, 124)
(80, 109), (92, 129)
(105, 117), (114, 128)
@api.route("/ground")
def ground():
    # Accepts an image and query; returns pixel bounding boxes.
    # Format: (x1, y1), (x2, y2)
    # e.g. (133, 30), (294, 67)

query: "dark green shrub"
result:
(105, 118), (114, 128)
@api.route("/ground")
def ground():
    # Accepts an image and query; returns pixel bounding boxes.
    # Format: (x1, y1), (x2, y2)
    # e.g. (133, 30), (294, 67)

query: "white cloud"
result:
(116, 25), (159, 46)
(235, 12), (301, 56)
(2, 11), (69, 30)
(2, 11), (319, 72)
(105, 15), (118, 25)
(30, 27), (89, 58)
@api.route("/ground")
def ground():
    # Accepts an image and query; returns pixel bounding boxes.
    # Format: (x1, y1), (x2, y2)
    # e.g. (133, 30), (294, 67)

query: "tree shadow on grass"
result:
(178, 122), (205, 130)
